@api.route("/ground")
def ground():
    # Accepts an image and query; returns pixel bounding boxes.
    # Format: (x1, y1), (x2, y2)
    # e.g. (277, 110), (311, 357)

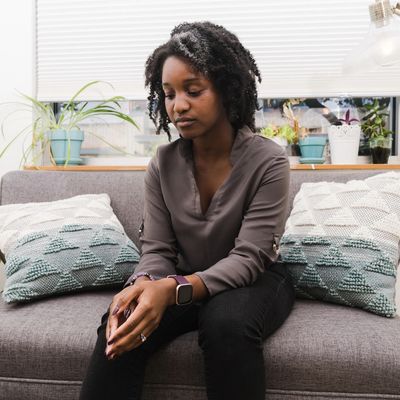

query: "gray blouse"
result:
(128, 125), (290, 296)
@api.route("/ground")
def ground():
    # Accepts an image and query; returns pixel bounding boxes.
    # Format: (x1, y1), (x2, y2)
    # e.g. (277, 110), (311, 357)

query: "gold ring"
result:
(140, 333), (147, 343)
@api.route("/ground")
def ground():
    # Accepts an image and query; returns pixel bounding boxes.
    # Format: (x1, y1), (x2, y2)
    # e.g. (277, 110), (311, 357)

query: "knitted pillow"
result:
(0, 194), (139, 303)
(281, 172), (399, 317)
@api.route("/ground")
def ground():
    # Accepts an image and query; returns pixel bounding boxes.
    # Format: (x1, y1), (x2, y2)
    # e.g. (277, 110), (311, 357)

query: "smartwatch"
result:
(167, 275), (193, 305)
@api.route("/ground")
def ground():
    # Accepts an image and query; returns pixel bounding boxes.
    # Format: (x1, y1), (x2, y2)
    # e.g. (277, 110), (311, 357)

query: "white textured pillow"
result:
(0, 194), (123, 256)
(281, 172), (400, 317)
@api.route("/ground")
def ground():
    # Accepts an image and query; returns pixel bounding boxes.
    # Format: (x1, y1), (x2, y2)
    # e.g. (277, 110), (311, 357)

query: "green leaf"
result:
(1, 81), (142, 166)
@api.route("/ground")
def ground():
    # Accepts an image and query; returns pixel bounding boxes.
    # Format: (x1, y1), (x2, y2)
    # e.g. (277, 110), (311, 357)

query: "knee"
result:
(198, 310), (261, 352)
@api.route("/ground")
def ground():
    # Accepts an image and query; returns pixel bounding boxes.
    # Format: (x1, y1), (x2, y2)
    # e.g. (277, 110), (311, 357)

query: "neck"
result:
(192, 123), (235, 164)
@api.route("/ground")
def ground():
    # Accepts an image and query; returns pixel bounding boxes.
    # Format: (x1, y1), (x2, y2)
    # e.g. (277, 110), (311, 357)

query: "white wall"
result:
(0, 2), (34, 181)
(0, 2), (34, 291)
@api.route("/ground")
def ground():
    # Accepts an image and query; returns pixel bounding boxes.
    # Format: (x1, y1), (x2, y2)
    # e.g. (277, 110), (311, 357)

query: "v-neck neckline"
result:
(195, 163), (233, 218)
(179, 126), (254, 219)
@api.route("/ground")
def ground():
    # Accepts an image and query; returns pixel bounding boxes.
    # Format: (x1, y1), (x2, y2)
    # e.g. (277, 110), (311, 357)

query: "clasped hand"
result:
(105, 279), (174, 360)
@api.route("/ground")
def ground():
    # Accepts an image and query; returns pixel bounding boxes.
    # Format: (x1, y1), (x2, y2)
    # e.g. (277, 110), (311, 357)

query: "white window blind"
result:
(36, 0), (400, 101)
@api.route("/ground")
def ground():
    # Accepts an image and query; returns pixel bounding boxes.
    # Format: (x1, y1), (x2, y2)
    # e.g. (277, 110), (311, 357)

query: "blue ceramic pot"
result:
(48, 129), (84, 165)
(298, 136), (327, 163)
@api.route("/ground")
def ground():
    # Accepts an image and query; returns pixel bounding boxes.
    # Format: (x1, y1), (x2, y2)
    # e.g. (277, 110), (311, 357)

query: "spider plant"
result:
(0, 81), (139, 166)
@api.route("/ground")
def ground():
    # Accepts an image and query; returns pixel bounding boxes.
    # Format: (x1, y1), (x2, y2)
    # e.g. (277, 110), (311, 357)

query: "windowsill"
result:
(24, 164), (400, 171)
(290, 164), (400, 170)
(24, 165), (148, 171)
(23, 155), (400, 171)
(80, 156), (151, 167)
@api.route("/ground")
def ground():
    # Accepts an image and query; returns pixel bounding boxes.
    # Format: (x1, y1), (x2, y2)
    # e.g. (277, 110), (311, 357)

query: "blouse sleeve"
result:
(195, 150), (290, 296)
(125, 151), (178, 283)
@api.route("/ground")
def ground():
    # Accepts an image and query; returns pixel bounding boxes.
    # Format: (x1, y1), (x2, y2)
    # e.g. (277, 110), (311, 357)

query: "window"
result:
(260, 96), (397, 158)
(38, 0), (400, 163)
(52, 96), (396, 162)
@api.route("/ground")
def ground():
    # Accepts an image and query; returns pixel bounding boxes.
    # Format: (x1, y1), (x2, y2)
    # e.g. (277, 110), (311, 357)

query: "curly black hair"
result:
(144, 21), (262, 140)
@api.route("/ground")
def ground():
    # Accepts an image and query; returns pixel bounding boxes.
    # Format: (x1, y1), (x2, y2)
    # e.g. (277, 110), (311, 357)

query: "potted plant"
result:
(259, 124), (296, 149)
(0, 81), (139, 166)
(283, 100), (327, 163)
(328, 109), (361, 164)
(361, 99), (393, 164)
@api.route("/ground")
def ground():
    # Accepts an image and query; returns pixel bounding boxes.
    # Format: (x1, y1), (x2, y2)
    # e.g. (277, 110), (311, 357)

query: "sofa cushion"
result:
(281, 172), (400, 317)
(0, 194), (139, 303)
(0, 294), (399, 400)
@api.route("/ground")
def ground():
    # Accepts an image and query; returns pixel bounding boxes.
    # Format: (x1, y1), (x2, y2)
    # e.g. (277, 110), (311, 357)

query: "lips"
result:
(175, 118), (196, 128)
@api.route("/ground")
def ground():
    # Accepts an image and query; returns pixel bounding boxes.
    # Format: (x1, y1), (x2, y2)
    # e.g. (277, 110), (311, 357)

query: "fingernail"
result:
(112, 306), (119, 315)
(107, 339), (114, 345)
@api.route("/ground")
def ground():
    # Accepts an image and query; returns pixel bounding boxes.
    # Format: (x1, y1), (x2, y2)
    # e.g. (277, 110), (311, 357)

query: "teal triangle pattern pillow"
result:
(2, 223), (139, 303)
(280, 172), (400, 317)
(0, 194), (139, 303)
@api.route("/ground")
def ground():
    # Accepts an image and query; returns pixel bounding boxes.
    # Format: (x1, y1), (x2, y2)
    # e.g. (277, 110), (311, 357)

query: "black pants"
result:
(79, 263), (295, 400)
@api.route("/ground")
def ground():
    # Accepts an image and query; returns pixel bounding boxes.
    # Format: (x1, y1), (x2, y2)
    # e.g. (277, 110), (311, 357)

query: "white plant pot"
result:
(328, 125), (361, 164)
(270, 137), (288, 147)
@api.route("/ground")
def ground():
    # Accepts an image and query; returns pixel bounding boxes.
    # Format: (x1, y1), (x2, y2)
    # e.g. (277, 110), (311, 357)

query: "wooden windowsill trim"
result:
(23, 164), (400, 171)
(23, 165), (147, 171)
(290, 164), (400, 170)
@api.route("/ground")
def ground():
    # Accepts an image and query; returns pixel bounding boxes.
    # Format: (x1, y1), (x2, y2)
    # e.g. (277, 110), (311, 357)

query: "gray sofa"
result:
(0, 169), (399, 400)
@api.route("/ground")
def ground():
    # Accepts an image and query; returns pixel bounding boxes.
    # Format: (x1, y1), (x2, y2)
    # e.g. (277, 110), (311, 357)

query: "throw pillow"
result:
(0, 194), (139, 303)
(281, 172), (400, 317)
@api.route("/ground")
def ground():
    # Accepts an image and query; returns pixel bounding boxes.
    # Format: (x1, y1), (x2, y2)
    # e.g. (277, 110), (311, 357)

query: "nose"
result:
(173, 93), (190, 114)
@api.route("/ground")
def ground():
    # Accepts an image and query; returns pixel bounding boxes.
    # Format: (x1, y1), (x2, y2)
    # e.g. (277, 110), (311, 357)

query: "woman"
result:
(80, 21), (295, 400)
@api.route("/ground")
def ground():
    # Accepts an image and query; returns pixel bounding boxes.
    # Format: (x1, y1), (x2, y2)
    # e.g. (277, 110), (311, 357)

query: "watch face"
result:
(177, 283), (193, 305)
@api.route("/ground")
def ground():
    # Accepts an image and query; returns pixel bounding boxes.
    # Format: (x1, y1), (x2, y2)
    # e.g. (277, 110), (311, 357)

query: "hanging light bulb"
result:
(343, 0), (400, 74)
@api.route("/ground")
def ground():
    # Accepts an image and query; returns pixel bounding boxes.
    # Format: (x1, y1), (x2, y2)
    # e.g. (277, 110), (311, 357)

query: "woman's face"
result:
(161, 56), (230, 140)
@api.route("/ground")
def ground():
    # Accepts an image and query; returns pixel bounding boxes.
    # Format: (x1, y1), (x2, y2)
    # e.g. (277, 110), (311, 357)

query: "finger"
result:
(105, 301), (135, 349)
(112, 300), (138, 340)
(105, 299), (119, 340)
(105, 300), (119, 340)
(106, 301), (137, 358)
(107, 319), (155, 358)
(108, 307), (158, 359)
(108, 313), (120, 341)
(108, 288), (139, 340)
(123, 300), (138, 320)
(108, 301), (148, 344)
(126, 323), (154, 350)
(106, 318), (111, 341)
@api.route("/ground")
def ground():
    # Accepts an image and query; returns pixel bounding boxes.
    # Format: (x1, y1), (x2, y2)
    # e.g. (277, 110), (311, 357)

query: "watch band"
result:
(166, 274), (190, 285)
(167, 275), (193, 305)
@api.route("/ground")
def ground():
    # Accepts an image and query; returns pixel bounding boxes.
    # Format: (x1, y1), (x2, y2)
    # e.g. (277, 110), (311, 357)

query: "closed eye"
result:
(164, 90), (203, 100)
(188, 91), (202, 97)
